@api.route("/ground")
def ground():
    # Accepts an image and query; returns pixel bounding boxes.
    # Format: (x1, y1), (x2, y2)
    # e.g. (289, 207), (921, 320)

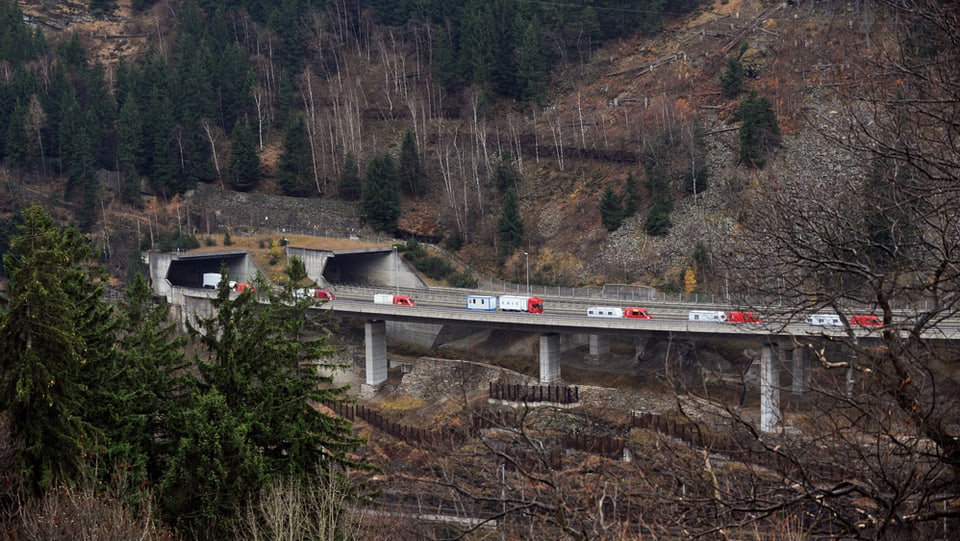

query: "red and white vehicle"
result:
(294, 288), (335, 300)
(374, 294), (416, 306)
(499, 295), (544, 313)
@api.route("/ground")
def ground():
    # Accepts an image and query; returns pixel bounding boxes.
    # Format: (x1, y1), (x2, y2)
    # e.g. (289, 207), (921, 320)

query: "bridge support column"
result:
(364, 320), (388, 386)
(539, 333), (561, 383)
(791, 346), (810, 395)
(589, 334), (610, 356)
(760, 344), (782, 433)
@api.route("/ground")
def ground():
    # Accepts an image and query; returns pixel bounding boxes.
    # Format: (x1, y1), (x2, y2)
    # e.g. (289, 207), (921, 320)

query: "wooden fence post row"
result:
(488, 383), (580, 404)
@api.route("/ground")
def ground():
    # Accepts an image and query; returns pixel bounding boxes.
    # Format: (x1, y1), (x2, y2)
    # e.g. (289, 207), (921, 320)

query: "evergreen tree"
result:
(339, 152), (362, 201)
(515, 15), (546, 103)
(398, 130), (425, 197)
(458, 0), (497, 88)
(736, 90), (781, 168)
(3, 100), (27, 168)
(599, 184), (624, 232)
(166, 274), (365, 536)
(0, 206), (105, 492)
(228, 122), (261, 192)
(498, 188), (524, 256)
(278, 115), (311, 196)
(161, 387), (265, 540)
(363, 154), (401, 234)
(644, 162), (673, 237)
(100, 273), (190, 489)
(719, 55), (744, 98)
(431, 23), (459, 92)
(0, 0), (47, 65)
(117, 96), (144, 204)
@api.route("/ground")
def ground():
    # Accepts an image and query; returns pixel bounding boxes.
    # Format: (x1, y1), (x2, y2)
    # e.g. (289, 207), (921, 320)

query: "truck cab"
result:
(623, 307), (652, 319)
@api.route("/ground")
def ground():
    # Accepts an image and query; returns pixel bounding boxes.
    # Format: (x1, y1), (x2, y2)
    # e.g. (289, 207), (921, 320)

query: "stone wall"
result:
(398, 357), (535, 400)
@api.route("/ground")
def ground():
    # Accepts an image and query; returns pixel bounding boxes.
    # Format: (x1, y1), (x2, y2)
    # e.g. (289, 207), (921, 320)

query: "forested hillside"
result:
(2, 0), (710, 286)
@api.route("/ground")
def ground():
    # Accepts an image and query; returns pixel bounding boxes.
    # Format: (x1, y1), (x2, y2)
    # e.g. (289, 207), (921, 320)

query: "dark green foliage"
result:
(515, 16), (547, 103)
(363, 154), (401, 234)
(89, 273), (189, 495)
(498, 188), (524, 256)
(170, 273), (365, 536)
(735, 90), (781, 168)
(160, 387), (266, 539)
(400, 238), (461, 282)
(228, 123), (261, 192)
(645, 202), (672, 237)
(89, 0), (117, 14)
(644, 162), (673, 237)
(156, 230), (201, 252)
(431, 24), (459, 91)
(117, 96), (144, 203)
(0, 0), (47, 65)
(599, 184), (625, 231)
(0, 206), (103, 493)
(719, 55), (744, 98)
(3, 101), (27, 168)
(398, 131), (425, 197)
(223, 229), (234, 246)
(339, 152), (362, 201)
(278, 115), (312, 196)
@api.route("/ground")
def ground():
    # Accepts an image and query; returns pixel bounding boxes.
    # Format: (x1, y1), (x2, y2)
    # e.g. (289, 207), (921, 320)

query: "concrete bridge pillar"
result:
(539, 333), (561, 383)
(760, 344), (782, 433)
(791, 346), (811, 394)
(589, 334), (610, 356)
(364, 320), (388, 386)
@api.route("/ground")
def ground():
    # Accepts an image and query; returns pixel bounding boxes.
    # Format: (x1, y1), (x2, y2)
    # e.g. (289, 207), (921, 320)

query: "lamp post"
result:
(524, 251), (529, 294)
(393, 245), (400, 295)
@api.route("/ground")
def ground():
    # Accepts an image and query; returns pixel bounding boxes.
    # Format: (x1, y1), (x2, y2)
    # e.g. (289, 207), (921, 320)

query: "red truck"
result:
(374, 294), (416, 306)
(728, 311), (762, 323)
(623, 307), (653, 319)
(849, 314), (881, 326)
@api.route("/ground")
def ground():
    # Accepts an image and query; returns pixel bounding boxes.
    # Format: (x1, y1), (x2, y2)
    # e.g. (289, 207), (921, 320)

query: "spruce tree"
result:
(719, 55), (744, 98)
(736, 90), (781, 168)
(165, 275), (365, 536)
(599, 184), (624, 231)
(363, 154), (401, 234)
(0, 206), (105, 492)
(515, 16), (546, 103)
(278, 115), (311, 196)
(99, 273), (190, 489)
(498, 188), (524, 256)
(228, 122), (261, 192)
(117, 96), (144, 204)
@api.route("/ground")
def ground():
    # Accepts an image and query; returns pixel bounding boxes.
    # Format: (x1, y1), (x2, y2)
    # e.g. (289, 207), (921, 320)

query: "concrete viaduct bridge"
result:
(146, 246), (954, 433)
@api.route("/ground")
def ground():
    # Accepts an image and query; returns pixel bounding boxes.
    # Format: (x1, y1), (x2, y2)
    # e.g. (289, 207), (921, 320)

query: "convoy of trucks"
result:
(194, 275), (881, 328)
